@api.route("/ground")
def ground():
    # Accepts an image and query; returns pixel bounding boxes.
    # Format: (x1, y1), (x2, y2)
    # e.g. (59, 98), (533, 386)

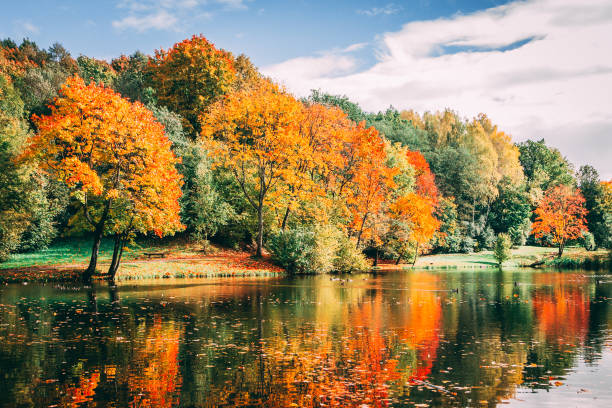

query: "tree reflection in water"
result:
(0, 270), (609, 407)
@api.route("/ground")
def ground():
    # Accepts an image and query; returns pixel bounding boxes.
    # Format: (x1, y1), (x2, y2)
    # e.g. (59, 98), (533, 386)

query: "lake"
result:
(0, 269), (610, 407)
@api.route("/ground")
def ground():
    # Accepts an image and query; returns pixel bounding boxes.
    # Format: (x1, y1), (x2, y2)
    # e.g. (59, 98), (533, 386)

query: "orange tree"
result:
(389, 193), (440, 265)
(148, 35), (236, 136)
(200, 79), (304, 257)
(27, 76), (183, 281)
(342, 123), (396, 248)
(531, 184), (588, 257)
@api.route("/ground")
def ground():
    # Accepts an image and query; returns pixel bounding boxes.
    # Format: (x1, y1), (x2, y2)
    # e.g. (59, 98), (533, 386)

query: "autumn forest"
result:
(1, 35), (611, 282)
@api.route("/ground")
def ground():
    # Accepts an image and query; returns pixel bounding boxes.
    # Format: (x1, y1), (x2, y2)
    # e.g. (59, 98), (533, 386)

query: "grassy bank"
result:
(2, 240), (609, 283)
(0, 238), (282, 283)
(380, 246), (611, 270)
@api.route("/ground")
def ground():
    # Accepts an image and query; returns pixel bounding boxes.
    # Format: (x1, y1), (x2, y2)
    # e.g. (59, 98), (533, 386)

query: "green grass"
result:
(114, 260), (280, 281)
(0, 236), (204, 270)
(0, 238), (117, 270)
(413, 245), (610, 269)
(0, 237), (282, 283)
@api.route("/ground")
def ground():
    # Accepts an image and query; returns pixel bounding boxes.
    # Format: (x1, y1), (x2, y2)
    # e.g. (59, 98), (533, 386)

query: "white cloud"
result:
(216, 0), (249, 10)
(112, 10), (178, 32)
(13, 20), (40, 35)
(22, 21), (40, 34)
(113, 0), (247, 32)
(263, 0), (612, 179)
(357, 4), (401, 17)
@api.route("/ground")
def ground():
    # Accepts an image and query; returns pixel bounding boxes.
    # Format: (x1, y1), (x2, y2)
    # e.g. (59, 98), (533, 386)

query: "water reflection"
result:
(0, 270), (610, 407)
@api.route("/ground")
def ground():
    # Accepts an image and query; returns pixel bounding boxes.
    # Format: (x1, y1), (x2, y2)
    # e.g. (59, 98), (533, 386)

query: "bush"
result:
(460, 236), (475, 253)
(580, 232), (596, 251)
(444, 233), (463, 253)
(267, 228), (316, 274)
(334, 235), (370, 273)
(508, 219), (531, 247)
(310, 225), (342, 274)
(494, 233), (512, 266)
(479, 227), (496, 250)
(268, 226), (370, 274)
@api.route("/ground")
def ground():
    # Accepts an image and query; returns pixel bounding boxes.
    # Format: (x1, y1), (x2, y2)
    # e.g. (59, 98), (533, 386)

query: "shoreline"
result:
(1, 244), (608, 284)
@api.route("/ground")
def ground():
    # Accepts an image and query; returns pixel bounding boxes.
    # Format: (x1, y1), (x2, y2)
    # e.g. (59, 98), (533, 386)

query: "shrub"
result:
(479, 227), (496, 250)
(310, 225), (342, 274)
(333, 235), (371, 273)
(267, 228), (315, 274)
(268, 226), (370, 274)
(508, 219), (531, 247)
(580, 232), (596, 251)
(460, 236), (475, 253)
(494, 233), (512, 266)
(444, 233), (463, 253)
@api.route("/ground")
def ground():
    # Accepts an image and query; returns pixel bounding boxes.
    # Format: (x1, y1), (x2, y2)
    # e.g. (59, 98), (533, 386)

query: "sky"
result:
(2, 0), (612, 179)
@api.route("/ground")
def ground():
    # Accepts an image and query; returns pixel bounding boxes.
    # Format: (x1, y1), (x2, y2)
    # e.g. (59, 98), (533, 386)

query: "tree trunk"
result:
(107, 234), (125, 282)
(412, 242), (420, 267)
(558, 241), (565, 258)
(256, 205), (264, 257)
(83, 224), (104, 283)
(395, 255), (402, 265)
(356, 214), (368, 249)
(83, 200), (111, 284)
(280, 206), (290, 231)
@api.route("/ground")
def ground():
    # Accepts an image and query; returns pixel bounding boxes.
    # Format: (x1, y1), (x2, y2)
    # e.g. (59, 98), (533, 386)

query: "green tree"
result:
(76, 55), (116, 86)
(517, 139), (575, 202)
(149, 104), (234, 245)
(111, 51), (155, 104)
(306, 90), (367, 123)
(0, 74), (63, 260)
(494, 233), (512, 266)
(577, 165), (611, 249)
(489, 177), (531, 245)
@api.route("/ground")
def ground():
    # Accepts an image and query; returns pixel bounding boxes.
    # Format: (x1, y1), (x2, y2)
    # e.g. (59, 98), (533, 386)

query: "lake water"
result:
(0, 270), (610, 407)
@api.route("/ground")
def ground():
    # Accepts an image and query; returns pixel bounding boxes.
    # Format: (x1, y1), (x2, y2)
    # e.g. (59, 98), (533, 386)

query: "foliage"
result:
(494, 233), (512, 266)
(111, 51), (155, 104)
(76, 55), (116, 86)
(200, 78), (303, 256)
(268, 225), (368, 274)
(268, 228), (316, 274)
(460, 236), (475, 254)
(0, 73), (63, 260)
(333, 234), (371, 273)
(26, 76), (183, 278)
(532, 185), (588, 257)
(577, 165), (612, 249)
(149, 35), (236, 136)
(518, 139), (575, 204)
(580, 232), (596, 251)
(489, 177), (531, 237)
(306, 90), (366, 123)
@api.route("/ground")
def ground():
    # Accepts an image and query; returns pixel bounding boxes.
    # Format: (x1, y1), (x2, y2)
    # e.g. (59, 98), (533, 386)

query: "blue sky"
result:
(1, 1), (513, 65)
(2, 0), (612, 178)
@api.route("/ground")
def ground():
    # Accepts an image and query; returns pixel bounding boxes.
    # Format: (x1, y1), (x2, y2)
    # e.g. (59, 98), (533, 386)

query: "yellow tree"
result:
(276, 103), (353, 229)
(200, 79), (304, 257)
(27, 76), (183, 281)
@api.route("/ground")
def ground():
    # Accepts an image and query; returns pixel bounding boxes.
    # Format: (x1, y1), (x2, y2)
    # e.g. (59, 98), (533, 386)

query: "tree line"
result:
(1, 35), (611, 280)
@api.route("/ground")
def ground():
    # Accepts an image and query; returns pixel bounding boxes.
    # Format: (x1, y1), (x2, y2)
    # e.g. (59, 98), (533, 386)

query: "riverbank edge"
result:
(1, 244), (609, 283)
